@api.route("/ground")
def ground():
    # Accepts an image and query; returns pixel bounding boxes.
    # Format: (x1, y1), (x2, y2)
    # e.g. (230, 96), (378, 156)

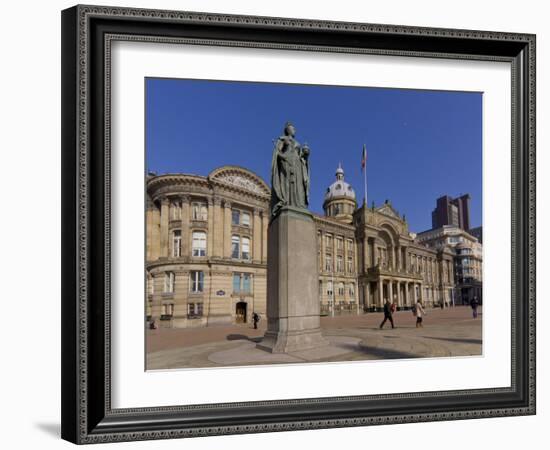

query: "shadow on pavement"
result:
(422, 336), (482, 345)
(338, 342), (421, 359)
(226, 334), (262, 343)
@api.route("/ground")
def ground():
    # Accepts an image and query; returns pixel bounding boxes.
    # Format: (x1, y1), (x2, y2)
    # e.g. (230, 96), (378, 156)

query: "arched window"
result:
(348, 283), (355, 298)
(192, 231), (206, 257)
(327, 281), (333, 297)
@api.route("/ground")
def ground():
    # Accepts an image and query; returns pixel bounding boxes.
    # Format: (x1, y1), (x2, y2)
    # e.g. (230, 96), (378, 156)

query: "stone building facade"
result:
(417, 225), (483, 305)
(146, 165), (457, 328)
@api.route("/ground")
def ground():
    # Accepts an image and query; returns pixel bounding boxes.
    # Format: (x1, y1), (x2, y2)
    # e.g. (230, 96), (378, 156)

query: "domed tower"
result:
(323, 163), (357, 224)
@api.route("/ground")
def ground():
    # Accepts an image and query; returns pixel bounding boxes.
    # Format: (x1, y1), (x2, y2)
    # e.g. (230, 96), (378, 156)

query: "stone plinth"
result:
(257, 206), (328, 353)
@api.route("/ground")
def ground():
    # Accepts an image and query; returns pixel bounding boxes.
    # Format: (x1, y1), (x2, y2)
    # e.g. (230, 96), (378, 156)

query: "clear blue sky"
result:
(146, 78), (482, 233)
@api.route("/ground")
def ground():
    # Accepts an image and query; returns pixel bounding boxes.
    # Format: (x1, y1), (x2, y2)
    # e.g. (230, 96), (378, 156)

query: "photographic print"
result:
(144, 78), (483, 371)
(61, 6), (535, 443)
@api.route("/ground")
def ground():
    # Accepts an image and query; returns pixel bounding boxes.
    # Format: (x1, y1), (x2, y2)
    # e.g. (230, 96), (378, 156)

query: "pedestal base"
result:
(257, 206), (328, 354)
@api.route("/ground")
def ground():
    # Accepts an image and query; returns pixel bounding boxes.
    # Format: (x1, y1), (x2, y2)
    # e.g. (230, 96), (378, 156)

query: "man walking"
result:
(470, 297), (479, 319)
(379, 300), (395, 329)
(252, 312), (260, 329)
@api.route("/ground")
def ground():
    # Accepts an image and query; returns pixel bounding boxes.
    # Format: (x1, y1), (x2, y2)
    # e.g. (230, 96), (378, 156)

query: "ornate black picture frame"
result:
(61, 4), (536, 444)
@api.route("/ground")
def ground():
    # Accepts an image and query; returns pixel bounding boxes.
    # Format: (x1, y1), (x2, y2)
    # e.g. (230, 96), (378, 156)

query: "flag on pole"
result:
(361, 144), (367, 171)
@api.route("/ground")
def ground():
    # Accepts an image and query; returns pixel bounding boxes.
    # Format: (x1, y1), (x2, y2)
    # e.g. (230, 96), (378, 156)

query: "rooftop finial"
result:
(336, 162), (344, 180)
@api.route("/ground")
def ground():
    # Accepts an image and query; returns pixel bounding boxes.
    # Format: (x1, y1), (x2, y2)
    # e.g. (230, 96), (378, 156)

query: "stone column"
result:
(261, 210), (268, 264)
(404, 282), (408, 306)
(212, 198), (223, 258)
(181, 196), (190, 257)
(150, 204), (161, 260)
(378, 278), (383, 306)
(333, 234), (338, 271)
(365, 282), (370, 309)
(253, 208), (262, 263)
(414, 283), (418, 303)
(320, 231), (326, 272)
(223, 201), (232, 259)
(206, 198), (214, 257)
(397, 282), (402, 307)
(396, 245), (401, 271)
(159, 197), (170, 258)
(354, 239), (358, 274)
(363, 235), (369, 271)
(388, 280), (394, 304)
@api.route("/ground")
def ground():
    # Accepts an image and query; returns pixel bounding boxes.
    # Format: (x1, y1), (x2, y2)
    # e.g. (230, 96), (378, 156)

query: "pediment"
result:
(377, 203), (401, 219)
(209, 166), (270, 196)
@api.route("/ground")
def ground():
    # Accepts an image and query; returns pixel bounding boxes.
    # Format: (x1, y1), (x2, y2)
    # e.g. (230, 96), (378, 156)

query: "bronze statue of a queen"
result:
(270, 122), (310, 218)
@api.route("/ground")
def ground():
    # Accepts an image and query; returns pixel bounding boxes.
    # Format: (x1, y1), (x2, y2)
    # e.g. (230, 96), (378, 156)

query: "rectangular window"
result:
(231, 235), (240, 259)
(337, 237), (343, 250)
(233, 273), (253, 294)
(232, 210), (240, 225)
(326, 235), (332, 248)
(162, 303), (174, 316)
(172, 230), (181, 257)
(190, 271), (204, 293)
(241, 237), (250, 260)
(349, 283), (355, 298)
(242, 273), (251, 293)
(338, 283), (345, 296)
(188, 302), (204, 317)
(192, 202), (208, 221)
(192, 231), (207, 257)
(325, 254), (332, 272)
(163, 272), (174, 293)
(233, 273), (241, 293)
(241, 212), (250, 227)
(336, 255), (343, 272)
(171, 202), (181, 220)
(347, 257), (353, 273)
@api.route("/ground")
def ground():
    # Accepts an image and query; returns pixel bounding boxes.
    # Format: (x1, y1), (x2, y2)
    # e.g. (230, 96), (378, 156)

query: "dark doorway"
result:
(236, 302), (247, 323)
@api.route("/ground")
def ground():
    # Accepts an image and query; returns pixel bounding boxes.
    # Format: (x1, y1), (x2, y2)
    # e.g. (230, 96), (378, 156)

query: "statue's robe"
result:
(270, 135), (310, 217)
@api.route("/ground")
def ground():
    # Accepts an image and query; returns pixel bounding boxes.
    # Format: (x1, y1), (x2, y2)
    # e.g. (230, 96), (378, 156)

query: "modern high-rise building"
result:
(431, 194), (471, 231)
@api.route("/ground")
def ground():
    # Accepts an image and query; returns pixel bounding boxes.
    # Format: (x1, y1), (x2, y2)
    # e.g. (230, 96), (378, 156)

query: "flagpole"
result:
(363, 144), (368, 206)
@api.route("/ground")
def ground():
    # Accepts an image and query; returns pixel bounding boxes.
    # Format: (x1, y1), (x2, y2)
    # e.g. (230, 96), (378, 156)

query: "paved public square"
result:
(146, 305), (482, 370)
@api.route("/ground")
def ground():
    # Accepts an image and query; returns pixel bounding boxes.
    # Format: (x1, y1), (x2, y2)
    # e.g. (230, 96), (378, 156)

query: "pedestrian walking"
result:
(470, 297), (479, 319)
(252, 312), (260, 329)
(379, 300), (395, 329)
(413, 300), (426, 328)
